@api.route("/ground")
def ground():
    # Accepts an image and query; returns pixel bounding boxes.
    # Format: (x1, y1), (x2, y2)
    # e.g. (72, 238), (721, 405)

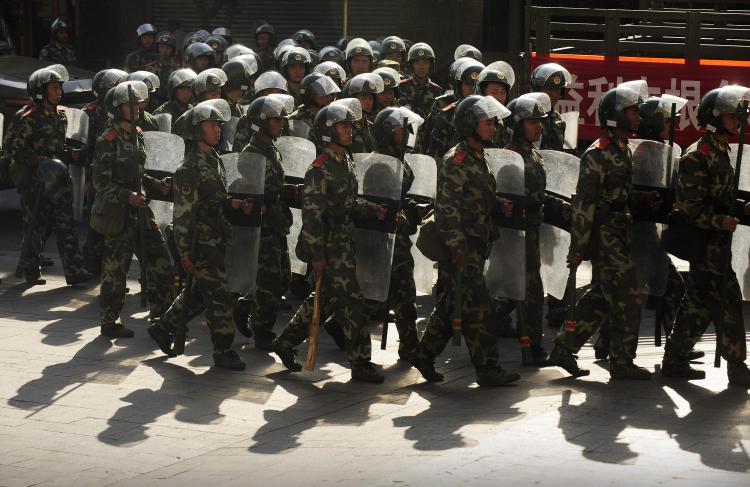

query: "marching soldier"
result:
(147, 99), (248, 371)
(545, 83), (655, 380)
(147, 31), (182, 109)
(272, 98), (388, 383)
(661, 86), (750, 386)
(341, 73), (382, 152)
(153, 68), (197, 123)
(5, 66), (90, 286)
(409, 95), (521, 387)
(125, 24), (158, 72)
(185, 42), (214, 74)
(373, 67), (401, 112)
(476, 61), (515, 148)
(398, 42), (443, 120)
(221, 57), (258, 118)
(344, 38), (375, 77)
(91, 81), (173, 338)
(125, 71), (162, 130)
(233, 70), (289, 152)
(255, 23), (277, 73)
(286, 72), (340, 145)
(235, 94), (297, 349)
(380, 36), (408, 75)
(280, 47), (313, 106)
(39, 18), (77, 66)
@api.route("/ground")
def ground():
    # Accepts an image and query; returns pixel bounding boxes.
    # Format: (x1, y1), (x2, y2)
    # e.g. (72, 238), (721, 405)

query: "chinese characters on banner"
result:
(532, 54), (750, 147)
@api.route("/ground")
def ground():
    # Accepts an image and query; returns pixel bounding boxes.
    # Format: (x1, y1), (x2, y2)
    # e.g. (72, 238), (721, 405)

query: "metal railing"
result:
(529, 6), (750, 60)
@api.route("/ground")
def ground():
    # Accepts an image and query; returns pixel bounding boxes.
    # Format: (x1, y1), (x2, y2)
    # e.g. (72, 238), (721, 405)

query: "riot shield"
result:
(224, 151), (266, 295)
(276, 136), (317, 275)
(405, 153), (438, 294)
(143, 131), (185, 233)
(61, 106), (89, 146)
(483, 149), (526, 301)
(288, 119), (312, 139)
(153, 113), (172, 133)
(730, 143), (750, 300)
(628, 138), (674, 296)
(352, 152), (404, 302)
(559, 111), (579, 150)
(538, 150), (580, 299)
(60, 107), (89, 221)
(221, 116), (240, 152)
(0, 113), (3, 150)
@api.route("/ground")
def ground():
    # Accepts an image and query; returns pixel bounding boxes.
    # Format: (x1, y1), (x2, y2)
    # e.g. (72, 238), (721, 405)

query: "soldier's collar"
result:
(705, 132), (729, 153)
(512, 137), (534, 153)
(324, 146), (345, 162)
(605, 129), (628, 149)
(462, 140), (484, 159)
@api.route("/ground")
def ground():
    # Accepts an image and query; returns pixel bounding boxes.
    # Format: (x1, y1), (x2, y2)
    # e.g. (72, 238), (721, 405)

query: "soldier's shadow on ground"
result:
(9, 335), (150, 412)
(98, 357), (278, 446)
(555, 376), (750, 471)
(248, 361), (419, 454)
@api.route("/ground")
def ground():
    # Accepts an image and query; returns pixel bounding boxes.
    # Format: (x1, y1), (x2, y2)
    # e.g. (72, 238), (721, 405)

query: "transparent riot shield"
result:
(153, 113), (172, 133)
(224, 152), (266, 295)
(276, 136), (317, 275)
(352, 152), (404, 302)
(143, 131), (185, 233)
(288, 119), (311, 139)
(405, 153), (438, 294)
(730, 142), (750, 299)
(559, 110), (579, 150)
(483, 149), (526, 301)
(60, 107), (89, 221)
(221, 116), (240, 151)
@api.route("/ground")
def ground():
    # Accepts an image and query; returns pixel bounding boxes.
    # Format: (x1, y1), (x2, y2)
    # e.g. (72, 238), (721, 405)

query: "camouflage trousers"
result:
(385, 231), (419, 353)
(554, 221), (642, 365)
(277, 248), (372, 365)
(248, 231), (291, 339)
(99, 210), (173, 326)
(157, 251), (236, 352)
(664, 268), (746, 363)
(414, 239), (499, 367)
(19, 182), (85, 279)
(495, 226), (544, 347)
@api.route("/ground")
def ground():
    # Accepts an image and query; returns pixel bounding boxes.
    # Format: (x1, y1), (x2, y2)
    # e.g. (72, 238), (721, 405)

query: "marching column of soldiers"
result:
(2, 18), (749, 388)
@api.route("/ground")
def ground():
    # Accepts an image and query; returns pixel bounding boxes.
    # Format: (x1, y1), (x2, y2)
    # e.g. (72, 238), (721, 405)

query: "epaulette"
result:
(21, 106), (37, 118)
(312, 153), (329, 169)
(428, 80), (443, 90)
(441, 102), (457, 113)
(144, 60), (157, 68)
(85, 102), (97, 111)
(452, 150), (467, 165)
(399, 78), (411, 85)
(103, 129), (118, 142)
(594, 137), (610, 150)
(698, 143), (711, 157)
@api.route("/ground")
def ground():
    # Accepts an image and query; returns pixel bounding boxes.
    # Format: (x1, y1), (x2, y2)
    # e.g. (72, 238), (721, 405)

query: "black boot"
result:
(661, 359), (705, 380)
(351, 361), (385, 383)
(544, 346), (589, 377)
(147, 320), (174, 357)
(475, 365), (521, 386)
(233, 297), (253, 338)
(272, 339), (302, 371)
(213, 349), (246, 371)
(100, 323), (134, 339)
(409, 352), (443, 382)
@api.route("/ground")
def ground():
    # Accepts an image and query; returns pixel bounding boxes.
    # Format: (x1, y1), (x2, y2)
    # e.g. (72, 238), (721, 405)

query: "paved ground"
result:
(0, 220), (748, 486)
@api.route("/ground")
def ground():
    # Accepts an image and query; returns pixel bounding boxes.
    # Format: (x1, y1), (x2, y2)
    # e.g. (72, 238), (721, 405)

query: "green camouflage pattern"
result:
(39, 41), (77, 65)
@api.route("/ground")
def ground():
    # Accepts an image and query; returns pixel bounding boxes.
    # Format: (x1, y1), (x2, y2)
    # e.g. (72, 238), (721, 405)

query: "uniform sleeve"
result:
(92, 138), (132, 206)
(5, 115), (39, 171)
(427, 112), (451, 159)
(435, 160), (467, 254)
(172, 165), (198, 258)
(675, 152), (723, 230)
(569, 150), (604, 256)
(301, 166), (327, 262)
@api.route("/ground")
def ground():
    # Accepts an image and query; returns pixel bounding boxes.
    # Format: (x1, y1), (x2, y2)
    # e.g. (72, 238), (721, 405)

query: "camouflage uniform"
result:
(146, 57), (182, 108)
(420, 93), (455, 154)
(539, 110), (566, 150)
(92, 124), (173, 327)
(398, 77), (444, 120)
(138, 110), (160, 132)
(275, 146), (381, 365)
(234, 111), (293, 154)
(39, 41), (77, 65)
(5, 105), (86, 281)
(412, 141), (500, 367)
(152, 146), (237, 351)
(426, 102), (458, 159)
(153, 100), (193, 126)
(552, 130), (642, 366)
(664, 133), (747, 363)
(243, 136), (292, 343)
(125, 48), (158, 73)
(258, 48), (275, 74)
(496, 137), (566, 351)
(350, 119), (375, 153)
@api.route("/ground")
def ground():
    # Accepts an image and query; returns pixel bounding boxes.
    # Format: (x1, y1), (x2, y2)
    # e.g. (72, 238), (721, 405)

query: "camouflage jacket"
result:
(506, 137), (565, 227)
(539, 109), (566, 151)
(153, 100), (193, 129)
(125, 48), (158, 73)
(138, 110), (161, 132)
(83, 101), (111, 149)
(350, 118), (375, 154)
(146, 56), (182, 106)
(398, 76), (444, 119)
(39, 42), (77, 65)
(569, 129), (633, 257)
(300, 146), (379, 262)
(257, 48), (275, 73)
(378, 147), (419, 237)
(287, 104), (317, 140)
(427, 102), (457, 159)
(675, 132), (738, 274)
(436, 141), (499, 255)
(234, 112), (292, 153)
(5, 105), (67, 170)
(243, 135), (291, 235)
(92, 123), (149, 212)
(173, 147), (233, 262)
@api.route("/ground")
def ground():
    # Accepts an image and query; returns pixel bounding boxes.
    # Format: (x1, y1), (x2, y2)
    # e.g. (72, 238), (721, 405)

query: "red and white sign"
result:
(532, 53), (750, 147)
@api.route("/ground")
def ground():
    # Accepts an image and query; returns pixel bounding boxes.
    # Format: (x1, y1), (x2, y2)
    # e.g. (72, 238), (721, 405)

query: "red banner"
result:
(531, 53), (750, 148)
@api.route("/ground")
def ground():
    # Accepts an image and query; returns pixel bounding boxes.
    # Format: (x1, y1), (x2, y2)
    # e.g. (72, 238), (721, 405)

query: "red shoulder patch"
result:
(698, 143), (711, 157)
(594, 137), (610, 150)
(452, 150), (467, 165)
(312, 154), (328, 169)
(85, 102), (97, 111)
(441, 102), (457, 113)
(103, 129), (118, 142)
(136, 126), (143, 134)
(21, 106), (37, 118)
(144, 60), (157, 67)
